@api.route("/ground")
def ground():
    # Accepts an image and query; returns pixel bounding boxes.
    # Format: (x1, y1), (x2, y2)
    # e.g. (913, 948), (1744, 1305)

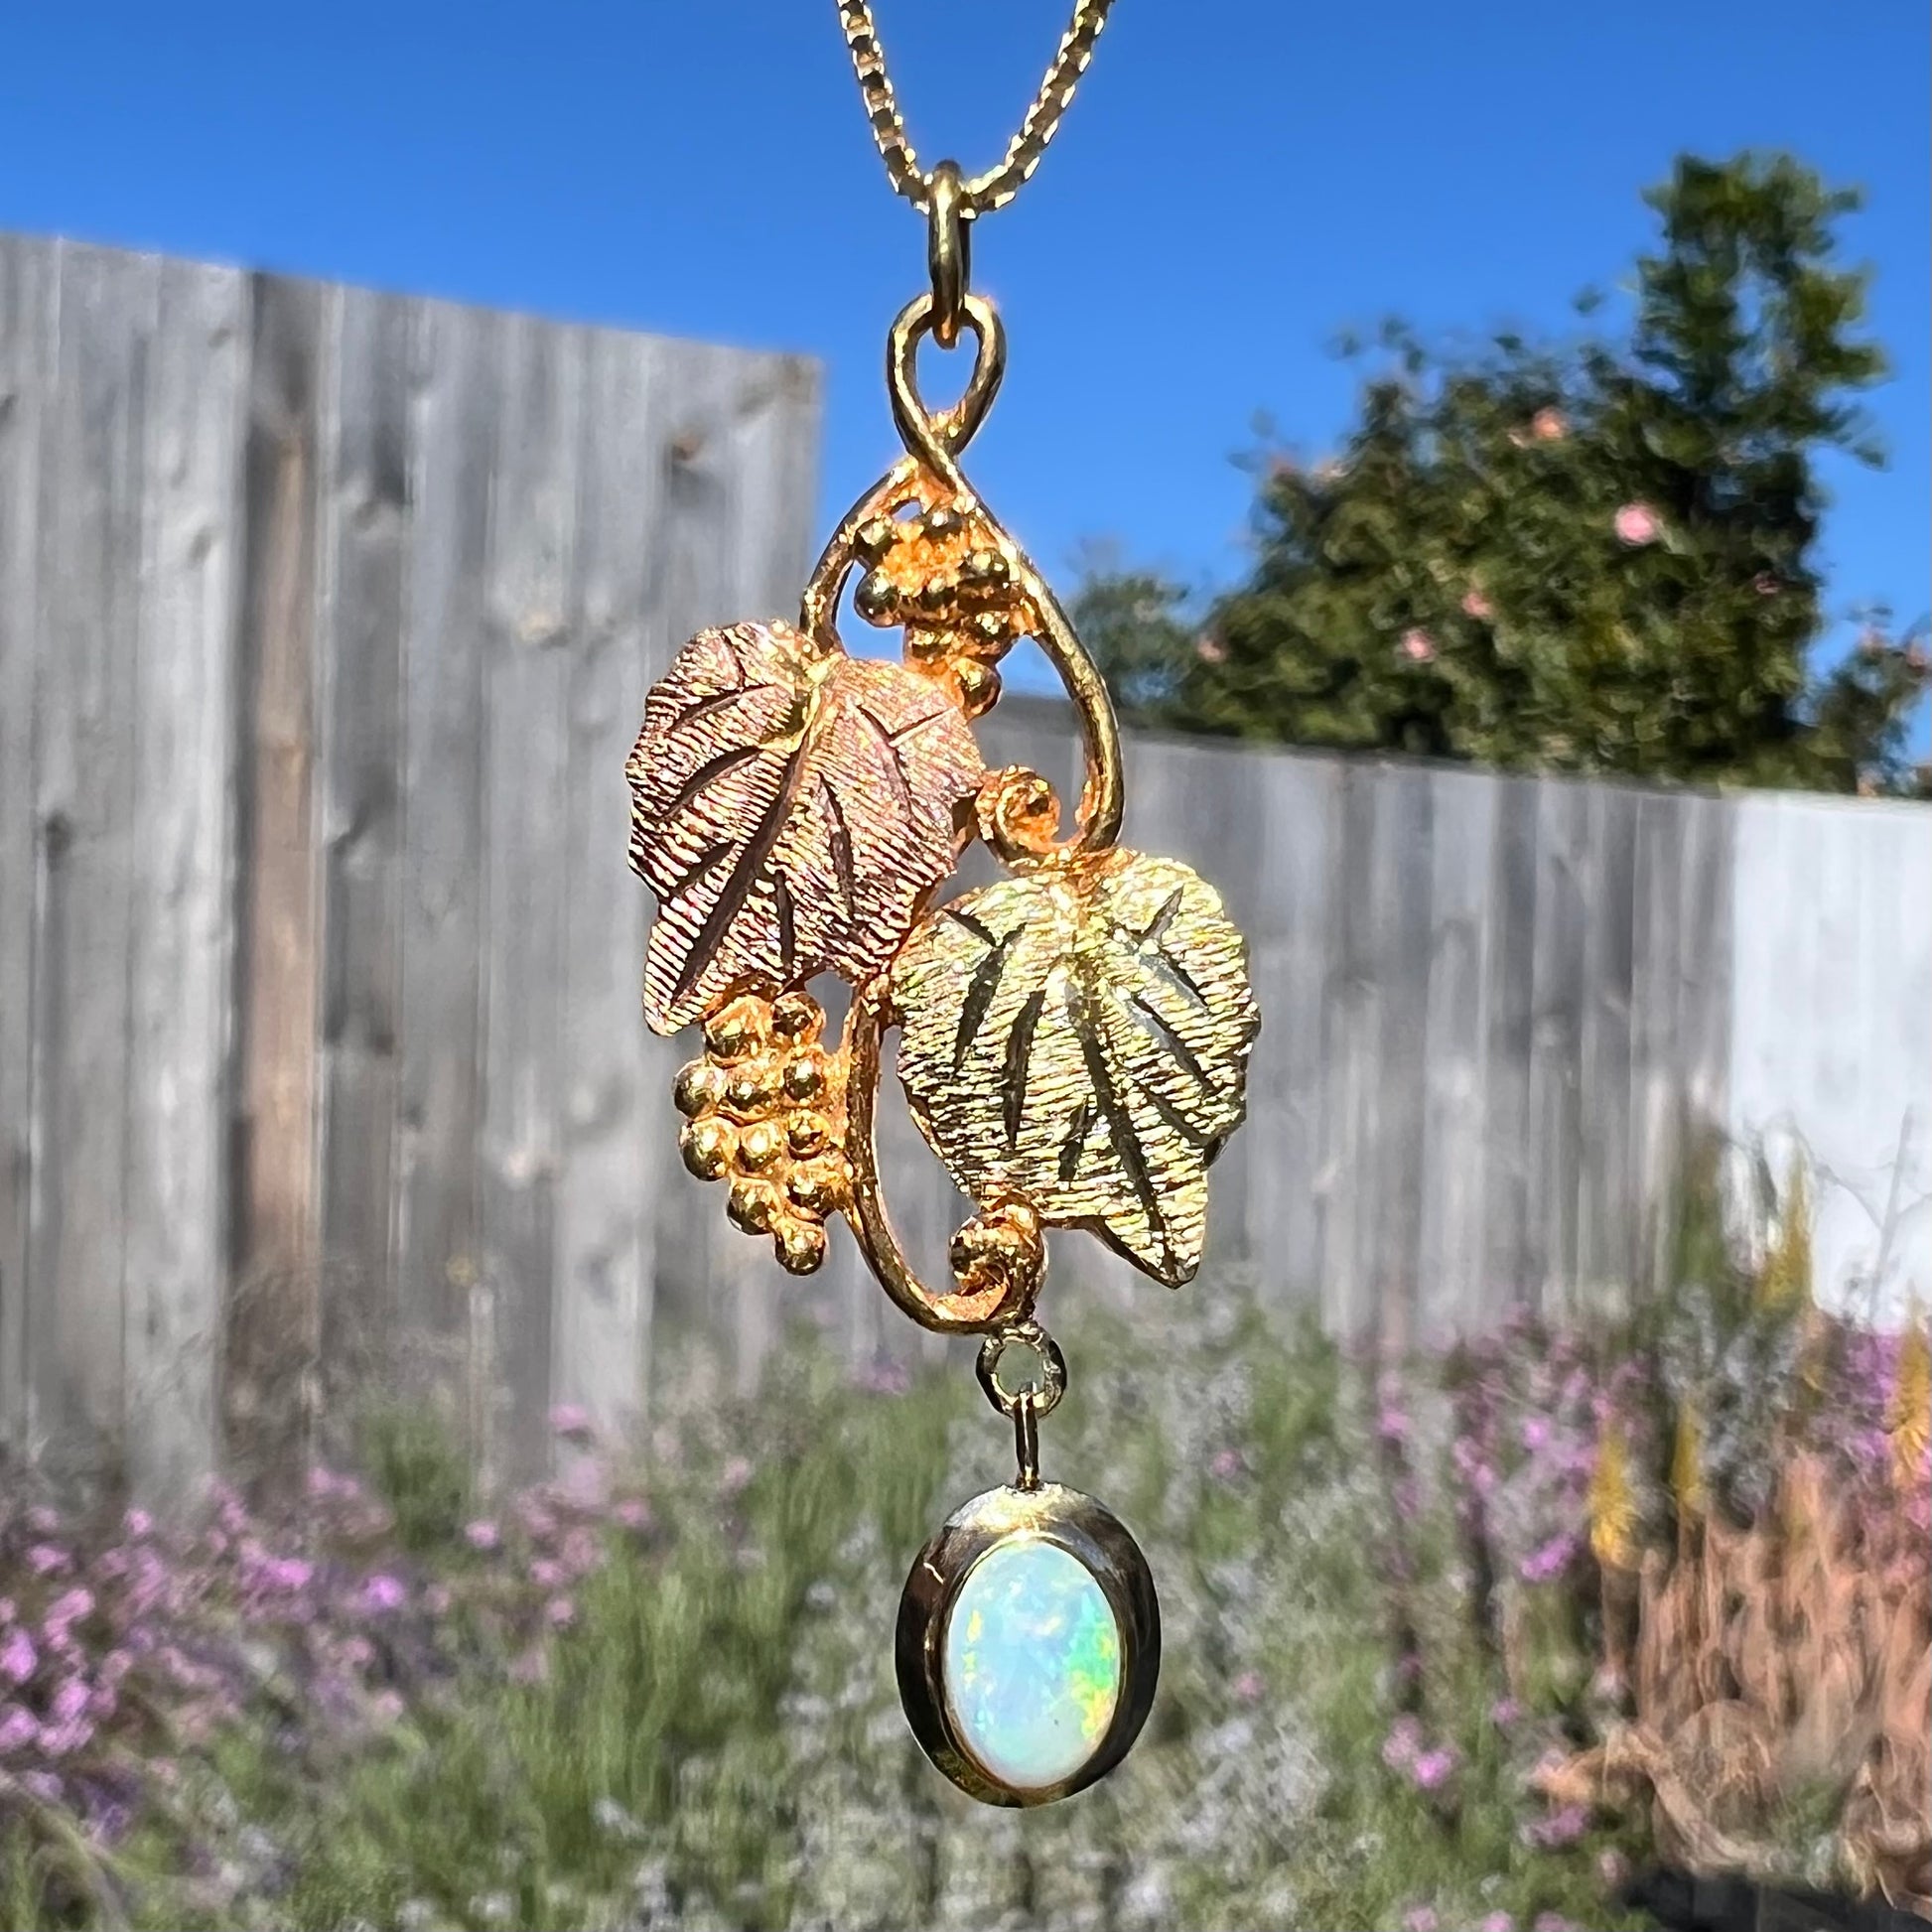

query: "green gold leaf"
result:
(892, 849), (1259, 1286)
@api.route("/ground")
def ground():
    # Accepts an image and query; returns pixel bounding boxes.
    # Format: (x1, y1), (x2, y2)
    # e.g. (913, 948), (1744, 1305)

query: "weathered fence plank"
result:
(121, 257), (246, 1504)
(549, 328), (669, 1445)
(0, 235), (57, 1462)
(316, 286), (411, 1386)
(392, 296), (492, 1385)
(226, 271), (329, 1489)
(28, 244), (159, 1487)
(1417, 764), (1495, 1333)
(477, 314), (582, 1482)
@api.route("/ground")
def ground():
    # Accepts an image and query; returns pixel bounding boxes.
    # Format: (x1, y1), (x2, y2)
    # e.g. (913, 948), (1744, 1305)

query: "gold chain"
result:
(835, 0), (1116, 217)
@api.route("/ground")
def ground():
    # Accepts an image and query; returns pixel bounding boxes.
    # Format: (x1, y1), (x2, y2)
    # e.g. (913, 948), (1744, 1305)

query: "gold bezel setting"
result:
(896, 1482), (1161, 1806)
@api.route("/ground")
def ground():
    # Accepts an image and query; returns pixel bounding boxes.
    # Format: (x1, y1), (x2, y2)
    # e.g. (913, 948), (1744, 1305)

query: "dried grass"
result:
(1537, 1449), (1931, 1914)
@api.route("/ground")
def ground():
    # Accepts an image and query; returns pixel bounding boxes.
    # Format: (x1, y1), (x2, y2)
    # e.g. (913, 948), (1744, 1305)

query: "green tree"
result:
(1076, 153), (1929, 793)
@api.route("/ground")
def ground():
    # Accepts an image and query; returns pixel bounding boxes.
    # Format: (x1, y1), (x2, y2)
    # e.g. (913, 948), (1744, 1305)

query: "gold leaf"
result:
(627, 621), (983, 1034)
(891, 848), (1259, 1287)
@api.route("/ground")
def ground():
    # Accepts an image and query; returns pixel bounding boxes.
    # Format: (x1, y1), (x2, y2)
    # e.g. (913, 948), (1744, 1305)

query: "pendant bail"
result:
(926, 159), (972, 348)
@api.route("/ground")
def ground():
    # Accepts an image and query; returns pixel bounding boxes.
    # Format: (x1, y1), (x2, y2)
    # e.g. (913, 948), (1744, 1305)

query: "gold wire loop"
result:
(976, 1319), (1067, 1424)
(889, 292), (1004, 466)
(844, 976), (1038, 1333)
(925, 161), (972, 349)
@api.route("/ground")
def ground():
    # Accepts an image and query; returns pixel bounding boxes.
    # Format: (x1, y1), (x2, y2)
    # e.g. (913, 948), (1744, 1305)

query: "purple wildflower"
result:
(464, 1519), (501, 1552)
(0, 1705), (38, 1753)
(1381, 1714), (1423, 1770)
(1520, 1532), (1580, 1584)
(1411, 1745), (1459, 1790)
(548, 1403), (594, 1442)
(360, 1573), (407, 1614)
(1526, 1804), (1589, 1849)
(0, 1628), (35, 1685)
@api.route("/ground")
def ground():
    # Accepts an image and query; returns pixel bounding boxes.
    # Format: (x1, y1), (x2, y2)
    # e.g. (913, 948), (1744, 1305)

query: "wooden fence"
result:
(3, 236), (1927, 1504)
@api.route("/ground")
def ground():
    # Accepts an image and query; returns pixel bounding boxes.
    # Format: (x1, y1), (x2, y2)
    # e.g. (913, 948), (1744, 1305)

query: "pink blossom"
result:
(1233, 1670), (1265, 1706)
(261, 1556), (314, 1592)
(122, 1507), (155, 1540)
(1521, 1532), (1580, 1584)
(464, 1519), (501, 1552)
(1461, 590), (1493, 620)
(1399, 627), (1436, 663)
(548, 1403), (594, 1442)
(612, 1498), (652, 1533)
(50, 1677), (90, 1724)
(1481, 1916), (1517, 1932)
(25, 1544), (71, 1577)
(0, 1705), (39, 1753)
(1404, 1910), (1441, 1932)
(1208, 1448), (1245, 1481)
(0, 1597), (14, 1623)
(855, 1357), (910, 1396)
(1613, 502), (1661, 546)
(1526, 1803), (1589, 1849)
(40, 1717), (94, 1757)
(1411, 1746), (1459, 1790)
(26, 1506), (61, 1535)
(360, 1573), (407, 1613)
(1195, 633), (1228, 665)
(1531, 407), (1566, 441)
(340, 1635), (375, 1669)
(529, 1559), (565, 1591)
(1489, 1696), (1524, 1728)
(1381, 1715), (1423, 1770)
(0, 1628), (36, 1685)
(545, 1595), (577, 1628)
(43, 1587), (94, 1634)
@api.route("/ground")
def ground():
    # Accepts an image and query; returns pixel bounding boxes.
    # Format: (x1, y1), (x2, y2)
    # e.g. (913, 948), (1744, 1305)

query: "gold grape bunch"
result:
(673, 989), (852, 1276)
(849, 500), (1038, 719)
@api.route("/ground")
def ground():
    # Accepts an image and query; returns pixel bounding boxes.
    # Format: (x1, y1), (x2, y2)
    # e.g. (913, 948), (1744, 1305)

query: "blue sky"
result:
(4, 1), (1927, 694)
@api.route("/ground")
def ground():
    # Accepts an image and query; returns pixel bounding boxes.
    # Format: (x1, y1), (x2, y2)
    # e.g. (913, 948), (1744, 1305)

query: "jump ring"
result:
(925, 160), (971, 349)
(975, 1319), (1067, 1423)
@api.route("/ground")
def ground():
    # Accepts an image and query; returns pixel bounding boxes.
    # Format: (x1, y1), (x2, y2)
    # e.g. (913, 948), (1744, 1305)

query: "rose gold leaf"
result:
(627, 621), (983, 1034)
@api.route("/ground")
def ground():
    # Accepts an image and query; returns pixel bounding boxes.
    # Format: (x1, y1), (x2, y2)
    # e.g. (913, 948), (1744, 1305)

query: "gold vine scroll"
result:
(626, 290), (1259, 1334)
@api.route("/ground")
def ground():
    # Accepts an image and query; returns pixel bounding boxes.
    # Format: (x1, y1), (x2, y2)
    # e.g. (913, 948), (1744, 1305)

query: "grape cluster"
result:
(849, 500), (1036, 719)
(674, 989), (851, 1276)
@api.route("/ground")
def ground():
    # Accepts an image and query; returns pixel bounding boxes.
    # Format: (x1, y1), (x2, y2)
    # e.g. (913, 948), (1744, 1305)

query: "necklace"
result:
(626, 0), (1258, 1806)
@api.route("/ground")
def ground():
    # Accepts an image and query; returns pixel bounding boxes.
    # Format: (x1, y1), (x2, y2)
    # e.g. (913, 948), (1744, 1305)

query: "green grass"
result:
(15, 1296), (1649, 1932)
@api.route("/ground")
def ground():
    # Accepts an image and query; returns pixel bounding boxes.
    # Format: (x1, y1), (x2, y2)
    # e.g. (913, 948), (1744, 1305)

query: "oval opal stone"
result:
(941, 1534), (1122, 1791)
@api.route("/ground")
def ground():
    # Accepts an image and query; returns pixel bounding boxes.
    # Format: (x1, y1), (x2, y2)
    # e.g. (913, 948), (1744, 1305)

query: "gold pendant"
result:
(627, 193), (1258, 1802)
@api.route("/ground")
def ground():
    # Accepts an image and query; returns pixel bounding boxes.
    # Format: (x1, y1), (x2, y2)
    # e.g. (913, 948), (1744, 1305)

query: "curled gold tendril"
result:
(844, 976), (1043, 1333)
